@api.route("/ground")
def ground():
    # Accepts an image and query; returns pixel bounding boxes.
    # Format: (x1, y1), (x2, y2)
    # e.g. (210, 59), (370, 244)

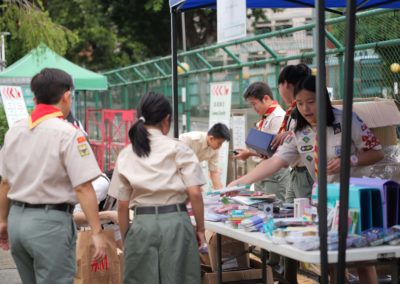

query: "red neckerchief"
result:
(257, 101), (279, 130)
(278, 101), (297, 134)
(29, 104), (64, 129)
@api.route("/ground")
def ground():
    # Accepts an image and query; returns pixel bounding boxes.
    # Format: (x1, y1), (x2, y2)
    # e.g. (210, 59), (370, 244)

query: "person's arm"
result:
(327, 149), (384, 175)
(0, 179), (10, 251)
(271, 131), (291, 150)
(229, 155), (288, 187)
(73, 210), (119, 226)
(75, 181), (106, 262)
(233, 148), (257, 160)
(118, 200), (130, 243)
(209, 170), (222, 189)
(186, 185), (205, 248)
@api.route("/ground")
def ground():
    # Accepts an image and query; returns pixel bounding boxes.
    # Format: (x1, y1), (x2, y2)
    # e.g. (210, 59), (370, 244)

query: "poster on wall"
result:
(209, 81), (232, 188)
(0, 86), (29, 127)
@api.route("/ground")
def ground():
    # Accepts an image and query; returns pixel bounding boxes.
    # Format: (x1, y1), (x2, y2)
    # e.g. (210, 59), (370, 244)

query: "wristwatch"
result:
(350, 154), (359, 167)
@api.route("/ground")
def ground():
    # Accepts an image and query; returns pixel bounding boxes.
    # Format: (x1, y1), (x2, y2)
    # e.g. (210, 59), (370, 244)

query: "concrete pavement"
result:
(0, 249), (21, 284)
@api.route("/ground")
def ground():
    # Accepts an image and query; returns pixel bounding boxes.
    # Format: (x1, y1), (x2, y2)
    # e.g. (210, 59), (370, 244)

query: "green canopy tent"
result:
(0, 44), (107, 90)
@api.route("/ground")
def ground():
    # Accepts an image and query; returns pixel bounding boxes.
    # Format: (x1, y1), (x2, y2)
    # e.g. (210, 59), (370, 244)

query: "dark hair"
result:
(293, 75), (335, 132)
(243, 82), (274, 101)
(208, 123), (230, 141)
(128, 92), (172, 157)
(30, 68), (74, 105)
(278, 64), (312, 85)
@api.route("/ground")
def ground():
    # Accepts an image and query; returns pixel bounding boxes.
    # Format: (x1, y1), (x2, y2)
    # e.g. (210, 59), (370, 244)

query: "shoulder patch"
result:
(333, 123), (342, 135)
(78, 144), (90, 157)
(77, 136), (86, 144)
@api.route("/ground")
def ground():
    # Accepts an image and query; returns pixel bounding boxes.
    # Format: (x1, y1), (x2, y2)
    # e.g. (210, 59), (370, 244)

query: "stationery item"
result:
(231, 196), (266, 206)
(273, 217), (312, 228)
(245, 128), (276, 157)
(350, 177), (400, 228)
(294, 198), (310, 218)
(206, 184), (251, 195)
(205, 212), (228, 222)
(313, 183), (384, 234)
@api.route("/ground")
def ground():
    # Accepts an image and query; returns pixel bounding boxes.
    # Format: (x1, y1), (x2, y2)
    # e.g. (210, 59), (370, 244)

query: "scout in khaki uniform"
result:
(271, 64), (314, 203)
(109, 92), (206, 284)
(179, 123), (230, 189)
(0, 68), (106, 284)
(230, 76), (383, 284)
(234, 82), (289, 203)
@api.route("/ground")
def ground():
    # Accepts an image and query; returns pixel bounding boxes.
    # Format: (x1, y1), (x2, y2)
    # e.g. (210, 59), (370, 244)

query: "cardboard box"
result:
(332, 98), (400, 145)
(203, 269), (268, 284)
(205, 231), (250, 272)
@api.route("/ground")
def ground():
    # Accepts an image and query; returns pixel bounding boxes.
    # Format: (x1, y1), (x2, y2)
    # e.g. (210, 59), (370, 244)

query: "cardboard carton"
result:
(203, 269), (270, 284)
(205, 231), (250, 272)
(332, 98), (400, 145)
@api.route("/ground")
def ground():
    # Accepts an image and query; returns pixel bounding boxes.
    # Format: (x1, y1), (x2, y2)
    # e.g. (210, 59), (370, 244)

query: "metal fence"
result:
(76, 8), (400, 132)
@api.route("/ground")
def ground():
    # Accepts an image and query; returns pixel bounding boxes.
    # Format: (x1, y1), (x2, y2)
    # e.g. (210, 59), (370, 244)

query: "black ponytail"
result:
(129, 91), (172, 157)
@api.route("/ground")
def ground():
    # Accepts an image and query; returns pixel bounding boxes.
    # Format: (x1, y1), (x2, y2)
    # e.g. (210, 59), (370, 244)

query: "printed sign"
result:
(231, 115), (246, 149)
(209, 81), (232, 187)
(0, 86), (29, 127)
(217, 0), (247, 43)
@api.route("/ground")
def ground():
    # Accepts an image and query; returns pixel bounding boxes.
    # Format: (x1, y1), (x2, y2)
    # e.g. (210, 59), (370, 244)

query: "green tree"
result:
(45, 0), (131, 71)
(0, 106), (8, 145)
(0, 0), (77, 66)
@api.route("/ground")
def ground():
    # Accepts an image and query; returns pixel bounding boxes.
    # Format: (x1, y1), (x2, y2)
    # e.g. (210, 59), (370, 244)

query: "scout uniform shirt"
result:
(0, 104), (101, 204)
(275, 108), (382, 182)
(179, 131), (219, 172)
(257, 101), (285, 134)
(253, 102), (285, 163)
(110, 128), (206, 208)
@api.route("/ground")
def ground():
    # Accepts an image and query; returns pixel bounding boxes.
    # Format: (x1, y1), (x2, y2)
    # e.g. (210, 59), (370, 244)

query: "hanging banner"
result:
(217, 0), (247, 43)
(209, 81), (232, 187)
(0, 86), (29, 127)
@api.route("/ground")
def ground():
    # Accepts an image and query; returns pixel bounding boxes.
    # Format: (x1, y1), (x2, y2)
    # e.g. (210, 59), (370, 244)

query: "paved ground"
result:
(0, 249), (21, 284)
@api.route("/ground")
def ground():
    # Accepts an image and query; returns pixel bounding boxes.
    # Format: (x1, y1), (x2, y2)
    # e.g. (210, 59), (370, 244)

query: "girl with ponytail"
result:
(110, 91), (206, 284)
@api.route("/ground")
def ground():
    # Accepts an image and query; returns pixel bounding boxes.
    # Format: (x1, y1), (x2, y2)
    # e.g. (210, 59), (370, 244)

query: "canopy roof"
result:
(0, 44), (107, 91)
(170, 0), (400, 11)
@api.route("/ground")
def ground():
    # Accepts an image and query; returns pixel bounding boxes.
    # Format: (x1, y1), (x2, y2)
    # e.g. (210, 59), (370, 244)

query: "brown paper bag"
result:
(74, 229), (122, 284)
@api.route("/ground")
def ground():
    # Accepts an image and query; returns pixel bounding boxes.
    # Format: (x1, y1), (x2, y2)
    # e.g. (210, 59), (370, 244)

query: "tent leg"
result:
(337, 1), (357, 283)
(171, 8), (179, 138)
(315, 0), (329, 283)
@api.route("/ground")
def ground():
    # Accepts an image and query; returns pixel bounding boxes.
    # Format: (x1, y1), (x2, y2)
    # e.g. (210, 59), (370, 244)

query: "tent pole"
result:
(171, 7), (179, 138)
(336, 0), (357, 283)
(315, 0), (328, 283)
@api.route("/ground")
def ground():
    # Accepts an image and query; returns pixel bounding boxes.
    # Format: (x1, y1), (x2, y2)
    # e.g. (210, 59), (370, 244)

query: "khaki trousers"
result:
(123, 210), (201, 284)
(8, 205), (76, 284)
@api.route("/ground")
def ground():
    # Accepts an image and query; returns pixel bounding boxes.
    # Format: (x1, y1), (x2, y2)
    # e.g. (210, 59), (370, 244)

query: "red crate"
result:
(86, 109), (136, 171)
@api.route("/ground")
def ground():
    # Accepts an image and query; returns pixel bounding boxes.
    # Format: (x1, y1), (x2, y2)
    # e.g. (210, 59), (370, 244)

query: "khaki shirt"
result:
(0, 117), (101, 204)
(179, 131), (219, 171)
(275, 108), (382, 182)
(109, 128), (205, 208)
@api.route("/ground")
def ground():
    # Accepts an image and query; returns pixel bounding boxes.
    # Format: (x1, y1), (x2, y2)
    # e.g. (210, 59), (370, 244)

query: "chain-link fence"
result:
(76, 8), (400, 132)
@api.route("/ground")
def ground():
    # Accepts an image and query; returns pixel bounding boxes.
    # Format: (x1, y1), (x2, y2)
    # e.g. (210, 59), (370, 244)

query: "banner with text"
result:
(209, 81), (232, 188)
(0, 86), (29, 127)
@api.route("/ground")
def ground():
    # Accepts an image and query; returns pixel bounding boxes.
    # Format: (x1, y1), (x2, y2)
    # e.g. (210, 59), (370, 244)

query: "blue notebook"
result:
(245, 128), (276, 157)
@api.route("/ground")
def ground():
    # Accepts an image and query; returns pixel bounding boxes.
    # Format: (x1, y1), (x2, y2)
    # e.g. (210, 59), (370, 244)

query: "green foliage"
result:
(0, 0), (78, 64)
(0, 106), (8, 146)
(46, 0), (131, 71)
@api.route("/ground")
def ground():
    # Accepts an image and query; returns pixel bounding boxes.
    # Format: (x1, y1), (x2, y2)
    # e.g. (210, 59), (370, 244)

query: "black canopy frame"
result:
(169, 1), (400, 283)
